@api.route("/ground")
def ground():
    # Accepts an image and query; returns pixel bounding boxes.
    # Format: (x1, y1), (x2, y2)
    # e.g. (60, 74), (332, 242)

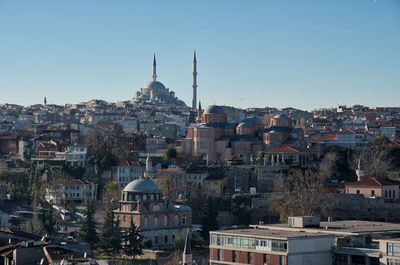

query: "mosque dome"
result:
(204, 105), (225, 115)
(123, 178), (160, 193)
(273, 114), (288, 119)
(241, 116), (262, 125)
(237, 122), (253, 128)
(143, 81), (167, 93)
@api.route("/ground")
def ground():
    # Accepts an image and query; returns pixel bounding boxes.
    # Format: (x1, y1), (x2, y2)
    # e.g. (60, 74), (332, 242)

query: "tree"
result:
(158, 176), (174, 200)
(25, 213), (45, 235)
(319, 151), (337, 180)
(270, 169), (331, 223)
(104, 181), (121, 202)
(78, 201), (99, 246)
(200, 197), (219, 240)
(256, 151), (265, 165)
(188, 111), (196, 124)
(100, 205), (122, 255)
(122, 219), (143, 258)
(87, 120), (128, 199)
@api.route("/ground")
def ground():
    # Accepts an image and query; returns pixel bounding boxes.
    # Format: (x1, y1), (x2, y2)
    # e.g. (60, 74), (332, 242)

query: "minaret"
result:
(44, 96), (47, 108)
(145, 154), (154, 179)
(192, 50), (197, 110)
(152, 54), (157, 81)
(182, 229), (192, 265)
(356, 157), (366, 181)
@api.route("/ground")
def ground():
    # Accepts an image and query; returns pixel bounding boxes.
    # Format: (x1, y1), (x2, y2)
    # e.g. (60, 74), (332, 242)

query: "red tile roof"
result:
(118, 160), (130, 167)
(346, 177), (399, 187)
(336, 129), (356, 134)
(312, 134), (336, 142)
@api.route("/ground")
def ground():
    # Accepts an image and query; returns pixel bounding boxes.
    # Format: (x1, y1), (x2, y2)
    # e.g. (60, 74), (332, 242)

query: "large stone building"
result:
(114, 177), (192, 249)
(132, 54), (194, 107)
(182, 107), (304, 163)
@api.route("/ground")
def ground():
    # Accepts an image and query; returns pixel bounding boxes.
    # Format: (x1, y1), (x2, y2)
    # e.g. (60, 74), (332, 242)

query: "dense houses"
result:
(1, 94), (400, 264)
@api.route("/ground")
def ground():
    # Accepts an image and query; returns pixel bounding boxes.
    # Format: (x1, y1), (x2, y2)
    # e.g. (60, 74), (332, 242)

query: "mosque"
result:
(132, 53), (198, 108)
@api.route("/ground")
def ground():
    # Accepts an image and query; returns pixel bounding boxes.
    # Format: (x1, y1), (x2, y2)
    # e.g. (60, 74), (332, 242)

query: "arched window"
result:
(135, 194), (140, 201)
(174, 215), (179, 226)
(150, 194), (154, 201)
(164, 215), (168, 227)
(154, 216), (159, 227)
(144, 216), (149, 228)
(143, 194), (147, 201)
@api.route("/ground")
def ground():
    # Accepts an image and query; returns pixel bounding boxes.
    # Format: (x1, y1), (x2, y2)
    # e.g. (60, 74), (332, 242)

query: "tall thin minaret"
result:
(44, 96), (47, 108)
(152, 53), (157, 81)
(182, 229), (192, 265)
(192, 50), (197, 110)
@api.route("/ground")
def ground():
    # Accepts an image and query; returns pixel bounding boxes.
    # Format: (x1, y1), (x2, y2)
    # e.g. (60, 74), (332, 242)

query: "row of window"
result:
(388, 243), (400, 257)
(118, 168), (142, 174)
(141, 215), (187, 228)
(215, 249), (285, 265)
(388, 258), (400, 265)
(210, 234), (287, 252)
(122, 192), (162, 202)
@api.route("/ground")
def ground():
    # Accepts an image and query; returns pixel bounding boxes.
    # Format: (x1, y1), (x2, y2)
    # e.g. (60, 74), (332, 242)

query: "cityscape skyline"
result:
(0, 0), (399, 110)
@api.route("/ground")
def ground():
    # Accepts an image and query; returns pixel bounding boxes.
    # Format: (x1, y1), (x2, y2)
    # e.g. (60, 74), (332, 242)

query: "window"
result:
(386, 190), (388, 198)
(155, 236), (159, 244)
(144, 216), (149, 228)
(371, 190), (375, 197)
(182, 216), (187, 225)
(164, 235), (168, 243)
(248, 252), (253, 264)
(232, 251), (237, 262)
(356, 190), (360, 194)
(164, 215), (168, 226)
(154, 216), (159, 227)
(387, 258), (400, 265)
(279, 255), (285, 265)
(174, 215), (179, 226)
(388, 243), (400, 256)
(217, 249), (223, 261)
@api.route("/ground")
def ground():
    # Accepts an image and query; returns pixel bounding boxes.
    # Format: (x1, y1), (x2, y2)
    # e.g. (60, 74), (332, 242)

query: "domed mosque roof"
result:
(123, 178), (160, 193)
(237, 122), (253, 129)
(204, 105), (225, 115)
(273, 113), (288, 119)
(143, 81), (167, 92)
(241, 116), (262, 125)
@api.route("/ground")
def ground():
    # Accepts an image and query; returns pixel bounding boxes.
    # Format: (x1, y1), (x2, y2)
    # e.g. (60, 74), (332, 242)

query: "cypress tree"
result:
(78, 201), (99, 246)
(100, 205), (122, 255)
(122, 219), (143, 258)
(200, 197), (219, 240)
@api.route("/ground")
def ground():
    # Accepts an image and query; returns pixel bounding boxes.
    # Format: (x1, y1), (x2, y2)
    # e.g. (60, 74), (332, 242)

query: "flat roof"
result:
(252, 220), (400, 236)
(210, 228), (333, 240)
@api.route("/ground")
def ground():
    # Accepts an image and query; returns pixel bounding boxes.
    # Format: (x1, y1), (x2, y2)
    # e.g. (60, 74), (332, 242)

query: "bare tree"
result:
(270, 169), (331, 223)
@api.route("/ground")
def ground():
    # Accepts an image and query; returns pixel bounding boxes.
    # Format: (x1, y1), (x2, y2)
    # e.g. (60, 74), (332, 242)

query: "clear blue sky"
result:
(0, 0), (399, 110)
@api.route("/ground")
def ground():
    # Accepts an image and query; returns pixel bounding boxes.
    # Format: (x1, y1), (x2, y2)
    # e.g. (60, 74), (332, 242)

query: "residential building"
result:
(210, 228), (335, 265)
(65, 145), (87, 167)
(45, 179), (97, 205)
(114, 160), (144, 189)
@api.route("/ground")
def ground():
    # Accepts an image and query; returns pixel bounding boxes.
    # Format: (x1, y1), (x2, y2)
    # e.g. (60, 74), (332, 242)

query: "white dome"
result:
(123, 178), (160, 193)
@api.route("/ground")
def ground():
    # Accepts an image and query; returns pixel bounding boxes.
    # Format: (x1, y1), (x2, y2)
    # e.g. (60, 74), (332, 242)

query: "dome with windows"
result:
(121, 178), (162, 203)
(123, 178), (160, 193)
